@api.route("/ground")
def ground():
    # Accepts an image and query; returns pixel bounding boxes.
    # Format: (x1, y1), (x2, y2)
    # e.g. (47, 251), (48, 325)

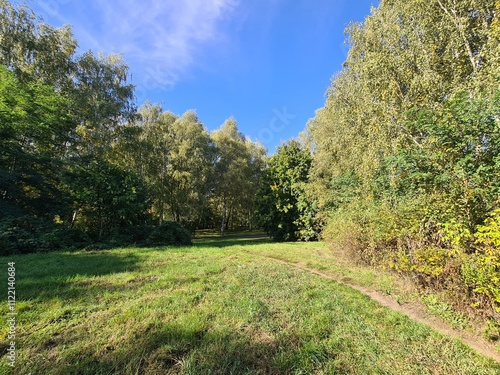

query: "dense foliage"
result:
(255, 140), (320, 241)
(309, 0), (500, 316)
(0, 1), (266, 253)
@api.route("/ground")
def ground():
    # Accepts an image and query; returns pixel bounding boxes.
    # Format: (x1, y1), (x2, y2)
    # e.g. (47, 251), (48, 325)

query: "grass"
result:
(1, 238), (499, 374)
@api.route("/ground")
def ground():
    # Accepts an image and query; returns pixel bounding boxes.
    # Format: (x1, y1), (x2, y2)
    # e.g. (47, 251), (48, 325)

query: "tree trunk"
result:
(70, 209), (79, 228)
(436, 0), (478, 73)
(99, 214), (104, 240)
(159, 201), (164, 225)
(225, 204), (233, 231)
(220, 198), (226, 236)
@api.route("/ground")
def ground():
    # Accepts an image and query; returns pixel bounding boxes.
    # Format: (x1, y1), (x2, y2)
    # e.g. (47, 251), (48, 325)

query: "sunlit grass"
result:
(0, 239), (498, 374)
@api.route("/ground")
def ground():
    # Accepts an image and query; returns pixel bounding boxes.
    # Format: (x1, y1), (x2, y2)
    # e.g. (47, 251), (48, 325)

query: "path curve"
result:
(264, 256), (500, 363)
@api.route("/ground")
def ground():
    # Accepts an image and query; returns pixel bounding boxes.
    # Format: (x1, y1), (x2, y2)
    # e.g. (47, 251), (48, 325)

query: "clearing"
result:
(1, 237), (499, 374)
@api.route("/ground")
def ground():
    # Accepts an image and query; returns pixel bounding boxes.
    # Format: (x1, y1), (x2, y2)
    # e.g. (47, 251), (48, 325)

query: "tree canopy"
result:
(308, 0), (500, 313)
(0, 1), (267, 251)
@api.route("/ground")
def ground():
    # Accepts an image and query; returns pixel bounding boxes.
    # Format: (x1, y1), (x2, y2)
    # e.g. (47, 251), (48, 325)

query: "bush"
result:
(460, 209), (500, 312)
(38, 227), (90, 252)
(0, 217), (193, 255)
(322, 199), (398, 265)
(101, 225), (154, 248)
(322, 212), (364, 255)
(125, 225), (155, 244)
(146, 222), (192, 247)
(0, 216), (90, 255)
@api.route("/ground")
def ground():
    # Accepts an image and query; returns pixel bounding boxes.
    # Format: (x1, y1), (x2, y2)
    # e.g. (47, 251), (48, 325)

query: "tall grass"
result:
(0, 239), (498, 374)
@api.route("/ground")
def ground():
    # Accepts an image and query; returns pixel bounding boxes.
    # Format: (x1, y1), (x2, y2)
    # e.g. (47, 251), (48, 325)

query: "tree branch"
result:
(436, 0), (478, 73)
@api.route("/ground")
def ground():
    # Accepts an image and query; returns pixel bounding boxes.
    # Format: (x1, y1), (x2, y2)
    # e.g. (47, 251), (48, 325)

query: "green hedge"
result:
(0, 217), (192, 255)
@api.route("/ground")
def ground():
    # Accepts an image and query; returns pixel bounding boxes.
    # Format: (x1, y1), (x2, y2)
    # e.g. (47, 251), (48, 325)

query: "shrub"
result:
(460, 209), (500, 312)
(146, 222), (192, 247)
(322, 211), (364, 256)
(125, 225), (155, 244)
(0, 217), (192, 255)
(38, 227), (90, 252)
(0, 216), (89, 255)
(322, 199), (399, 265)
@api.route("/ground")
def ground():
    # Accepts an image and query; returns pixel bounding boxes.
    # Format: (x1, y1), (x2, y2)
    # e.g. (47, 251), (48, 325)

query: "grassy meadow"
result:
(1, 237), (499, 374)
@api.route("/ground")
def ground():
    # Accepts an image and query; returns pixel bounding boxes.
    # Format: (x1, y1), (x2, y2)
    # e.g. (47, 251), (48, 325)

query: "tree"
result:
(307, 0), (500, 310)
(162, 110), (215, 224)
(309, 0), (497, 212)
(0, 65), (73, 219)
(0, 1), (147, 249)
(309, 0), (498, 224)
(255, 141), (318, 241)
(389, 91), (500, 237)
(124, 102), (173, 224)
(69, 159), (148, 239)
(115, 104), (216, 226)
(241, 139), (267, 230)
(211, 118), (264, 235)
(0, 0), (77, 88)
(70, 51), (136, 158)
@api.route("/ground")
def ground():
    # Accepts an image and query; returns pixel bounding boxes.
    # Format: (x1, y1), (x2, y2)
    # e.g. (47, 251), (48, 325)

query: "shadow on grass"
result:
(16, 251), (140, 302)
(28, 322), (292, 375)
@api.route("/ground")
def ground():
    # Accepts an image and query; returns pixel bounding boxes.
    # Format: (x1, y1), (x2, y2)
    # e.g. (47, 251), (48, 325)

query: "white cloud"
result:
(67, 0), (239, 90)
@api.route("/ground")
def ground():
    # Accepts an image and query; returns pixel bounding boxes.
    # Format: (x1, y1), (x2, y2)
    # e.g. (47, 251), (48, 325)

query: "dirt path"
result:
(265, 256), (500, 363)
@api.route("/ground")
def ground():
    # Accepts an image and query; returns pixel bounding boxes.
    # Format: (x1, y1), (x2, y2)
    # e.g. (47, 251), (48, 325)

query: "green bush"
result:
(322, 199), (398, 265)
(38, 227), (90, 252)
(460, 209), (500, 312)
(124, 225), (155, 244)
(102, 225), (154, 248)
(0, 218), (193, 255)
(0, 216), (90, 255)
(146, 222), (192, 247)
(322, 211), (364, 255)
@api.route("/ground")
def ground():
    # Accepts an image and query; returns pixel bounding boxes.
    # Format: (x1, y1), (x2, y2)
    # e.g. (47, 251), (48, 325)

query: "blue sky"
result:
(27, 0), (376, 153)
